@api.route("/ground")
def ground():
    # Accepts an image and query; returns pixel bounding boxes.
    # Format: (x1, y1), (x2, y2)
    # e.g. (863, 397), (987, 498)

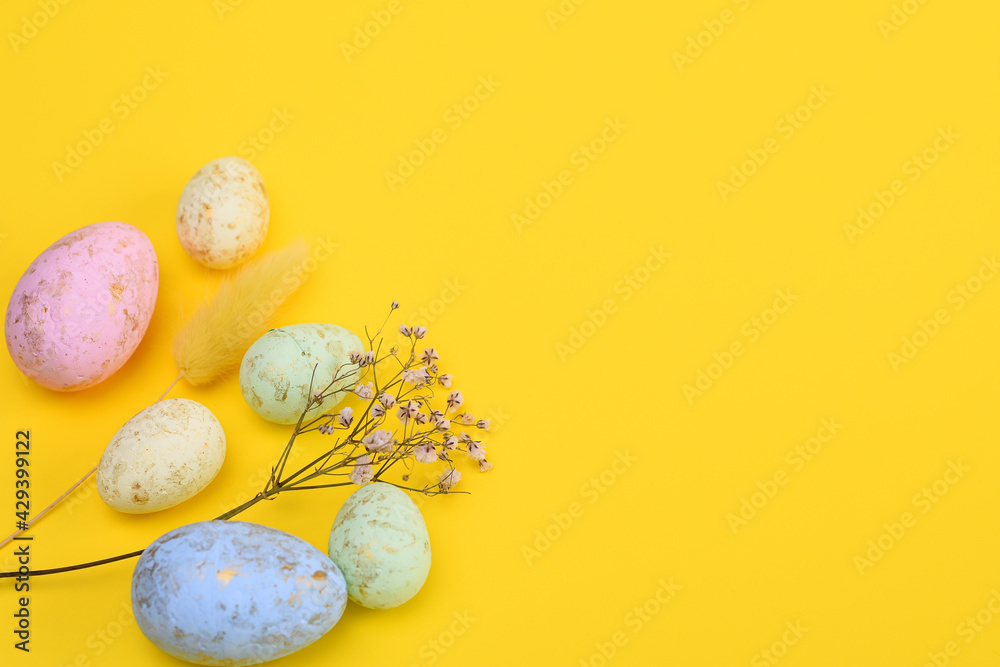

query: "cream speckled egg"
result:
(328, 483), (432, 609)
(176, 157), (269, 269)
(239, 323), (362, 425)
(97, 398), (226, 513)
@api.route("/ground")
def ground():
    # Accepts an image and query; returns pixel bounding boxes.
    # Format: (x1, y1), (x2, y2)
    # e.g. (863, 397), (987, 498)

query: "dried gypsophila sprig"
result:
(299, 324), (484, 477)
(0, 301), (493, 579)
(216, 302), (494, 518)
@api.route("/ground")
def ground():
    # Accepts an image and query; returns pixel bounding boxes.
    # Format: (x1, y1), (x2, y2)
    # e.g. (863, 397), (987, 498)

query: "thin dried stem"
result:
(157, 372), (184, 402)
(0, 371), (189, 552)
(0, 465), (98, 549)
(0, 303), (487, 579)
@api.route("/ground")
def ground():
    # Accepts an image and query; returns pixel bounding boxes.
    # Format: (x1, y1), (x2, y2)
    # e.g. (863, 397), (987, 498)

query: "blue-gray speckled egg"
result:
(132, 520), (347, 666)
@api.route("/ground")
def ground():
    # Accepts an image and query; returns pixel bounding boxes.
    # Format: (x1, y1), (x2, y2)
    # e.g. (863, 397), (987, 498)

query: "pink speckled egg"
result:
(4, 221), (158, 391)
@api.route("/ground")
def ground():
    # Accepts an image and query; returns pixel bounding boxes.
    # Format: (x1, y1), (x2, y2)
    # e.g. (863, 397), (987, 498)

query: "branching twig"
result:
(0, 303), (491, 579)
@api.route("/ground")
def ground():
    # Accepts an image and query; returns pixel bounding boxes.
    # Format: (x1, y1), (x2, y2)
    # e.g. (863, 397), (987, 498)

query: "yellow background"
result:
(2, 0), (999, 665)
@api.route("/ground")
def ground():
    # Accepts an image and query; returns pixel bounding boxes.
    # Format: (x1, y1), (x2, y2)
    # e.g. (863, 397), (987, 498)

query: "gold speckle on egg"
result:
(216, 569), (238, 585)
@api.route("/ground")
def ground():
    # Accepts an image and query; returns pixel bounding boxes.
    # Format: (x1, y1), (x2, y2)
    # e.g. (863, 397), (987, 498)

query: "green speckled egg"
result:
(239, 323), (362, 425)
(328, 483), (432, 609)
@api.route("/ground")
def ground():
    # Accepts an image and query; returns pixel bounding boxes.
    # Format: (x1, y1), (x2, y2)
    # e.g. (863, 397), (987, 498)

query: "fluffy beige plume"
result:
(173, 239), (311, 385)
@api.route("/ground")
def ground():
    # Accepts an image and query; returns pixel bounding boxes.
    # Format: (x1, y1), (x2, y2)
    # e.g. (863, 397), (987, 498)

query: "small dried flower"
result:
(438, 468), (461, 491)
(414, 443), (436, 464)
(397, 400), (419, 421)
(349, 455), (374, 485)
(446, 390), (464, 411)
(466, 441), (486, 461)
(362, 429), (393, 453)
(402, 368), (425, 385)
(195, 309), (496, 521)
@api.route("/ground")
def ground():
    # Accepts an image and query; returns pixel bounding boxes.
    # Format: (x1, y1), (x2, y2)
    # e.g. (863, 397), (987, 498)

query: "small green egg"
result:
(239, 323), (362, 424)
(328, 482), (432, 609)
